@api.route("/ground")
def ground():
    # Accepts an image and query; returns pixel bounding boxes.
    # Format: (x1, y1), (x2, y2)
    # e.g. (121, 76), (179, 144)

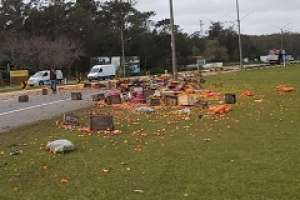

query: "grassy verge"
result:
(0, 66), (300, 200)
(0, 85), (42, 94)
(0, 86), (23, 93)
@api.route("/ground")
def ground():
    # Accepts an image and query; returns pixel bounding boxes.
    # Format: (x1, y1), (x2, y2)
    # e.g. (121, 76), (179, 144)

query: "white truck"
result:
(267, 49), (287, 64)
(28, 70), (63, 86)
(87, 65), (116, 81)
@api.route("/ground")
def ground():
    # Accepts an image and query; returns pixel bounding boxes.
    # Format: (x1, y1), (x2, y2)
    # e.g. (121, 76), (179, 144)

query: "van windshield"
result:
(90, 68), (103, 73)
(33, 71), (45, 77)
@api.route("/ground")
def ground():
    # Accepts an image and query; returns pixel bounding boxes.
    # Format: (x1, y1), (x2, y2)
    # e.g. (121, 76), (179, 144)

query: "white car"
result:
(28, 70), (63, 86)
(87, 65), (116, 81)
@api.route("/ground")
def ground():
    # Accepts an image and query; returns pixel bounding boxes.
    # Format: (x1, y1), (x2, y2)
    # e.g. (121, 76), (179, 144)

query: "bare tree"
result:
(0, 35), (84, 71)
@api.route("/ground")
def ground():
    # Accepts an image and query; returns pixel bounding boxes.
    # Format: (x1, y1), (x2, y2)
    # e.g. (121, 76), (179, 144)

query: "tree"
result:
(203, 40), (229, 62)
(0, 0), (28, 34)
(0, 36), (84, 71)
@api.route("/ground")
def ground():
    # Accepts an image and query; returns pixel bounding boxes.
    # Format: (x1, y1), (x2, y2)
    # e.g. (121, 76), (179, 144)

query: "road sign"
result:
(10, 70), (29, 78)
(10, 70), (29, 85)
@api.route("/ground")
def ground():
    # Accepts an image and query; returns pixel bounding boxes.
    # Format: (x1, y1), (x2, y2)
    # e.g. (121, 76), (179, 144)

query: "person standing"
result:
(50, 67), (57, 94)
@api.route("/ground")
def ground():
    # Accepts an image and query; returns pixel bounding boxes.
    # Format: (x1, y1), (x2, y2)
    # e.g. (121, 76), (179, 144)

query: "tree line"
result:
(0, 0), (299, 76)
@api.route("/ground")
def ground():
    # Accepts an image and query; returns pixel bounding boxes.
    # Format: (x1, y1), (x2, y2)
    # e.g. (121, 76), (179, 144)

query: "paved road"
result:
(0, 90), (101, 133)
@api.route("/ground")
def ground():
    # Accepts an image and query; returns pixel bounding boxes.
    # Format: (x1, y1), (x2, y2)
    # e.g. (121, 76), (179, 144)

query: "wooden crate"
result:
(178, 94), (199, 106)
(148, 98), (161, 106)
(71, 92), (82, 100)
(83, 83), (92, 88)
(18, 95), (29, 103)
(63, 114), (80, 126)
(225, 93), (236, 104)
(90, 115), (114, 131)
(92, 93), (105, 101)
(41, 88), (48, 95)
(93, 83), (106, 89)
(164, 95), (178, 106)
(105, 95), (121, 105)
(144, 89), (156, 99)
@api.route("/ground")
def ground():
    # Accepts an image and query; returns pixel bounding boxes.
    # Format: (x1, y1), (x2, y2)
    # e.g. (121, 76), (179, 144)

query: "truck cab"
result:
(28, 70), (63, 86)
(87, 65), (116, 81)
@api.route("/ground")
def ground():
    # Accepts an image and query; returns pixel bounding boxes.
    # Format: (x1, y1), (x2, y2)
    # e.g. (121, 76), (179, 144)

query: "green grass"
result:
(1, 66), (300, 200)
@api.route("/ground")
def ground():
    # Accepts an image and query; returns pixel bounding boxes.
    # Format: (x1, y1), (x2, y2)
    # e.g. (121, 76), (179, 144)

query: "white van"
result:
(28, 70), (63, 86)
(87, 65), (116, 81)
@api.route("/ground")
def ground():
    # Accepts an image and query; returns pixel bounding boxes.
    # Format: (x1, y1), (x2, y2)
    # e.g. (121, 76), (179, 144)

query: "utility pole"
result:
(200, 20), (204, 37)
(235, 0), (243, 69)
(169, 0), (177, 80)
(121, 23), (126, 77)
(277, 25), (290, 68)
(280, 29), (286, 68)
(120, 0), (126, 77)
(280, 28), (284, 50)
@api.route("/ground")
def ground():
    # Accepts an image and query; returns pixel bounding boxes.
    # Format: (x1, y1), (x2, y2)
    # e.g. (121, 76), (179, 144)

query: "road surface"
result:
(0, 90), (101, 133)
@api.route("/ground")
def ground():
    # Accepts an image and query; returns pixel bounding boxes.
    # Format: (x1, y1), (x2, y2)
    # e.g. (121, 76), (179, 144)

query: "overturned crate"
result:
(90, 115), (114, 131)
(178, 94), (199, 106)
(18, 95), (29, 103)
(93, 83), (106, 89)
(144, 89), (156, 99)
(164, 94), (178, 106)
(105, 92), (121, 105)
(225, 93), (237, 104)
(41, 88), (48, 95)
(148, 97), (161, 106)
(83, 82), (92, 88)
(63, 113), (80, 126)
(92, 93), (105, 102)
(71, 92), (82, 100)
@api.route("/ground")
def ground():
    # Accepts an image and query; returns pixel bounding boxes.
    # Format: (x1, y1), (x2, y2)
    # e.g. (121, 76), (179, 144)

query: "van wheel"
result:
(109, 76), (115, 80)
(39, 81), (44, 86)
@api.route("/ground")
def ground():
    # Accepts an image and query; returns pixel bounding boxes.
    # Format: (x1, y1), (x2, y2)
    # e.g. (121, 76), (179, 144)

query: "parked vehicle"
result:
(87, 65), (116, 81)
(267, 49), (288, 65)
(28, 70), (63, 86)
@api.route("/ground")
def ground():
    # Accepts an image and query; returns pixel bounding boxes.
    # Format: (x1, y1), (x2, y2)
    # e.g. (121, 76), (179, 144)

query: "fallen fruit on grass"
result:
(9, 149), (23, 156)
(208, 104), (232, 115)
(254, 99), (263, 103)
(133, 190), (144, 193)
(276, 84), (296, 93)
(60, 178), (69, 184)
(240, 90), (255, 97)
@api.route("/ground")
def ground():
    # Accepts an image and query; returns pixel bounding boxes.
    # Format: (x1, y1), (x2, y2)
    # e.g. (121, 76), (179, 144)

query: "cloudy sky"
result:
(136, 0), (300, 35)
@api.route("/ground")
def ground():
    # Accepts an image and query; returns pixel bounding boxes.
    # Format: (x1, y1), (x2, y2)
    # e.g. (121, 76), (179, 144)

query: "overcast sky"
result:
(135, 0), (300, 35)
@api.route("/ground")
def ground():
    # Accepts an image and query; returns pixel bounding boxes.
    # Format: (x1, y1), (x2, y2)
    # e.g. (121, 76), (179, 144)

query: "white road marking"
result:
(0, 99), (68, 117)
(0, 99), (11, 102)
